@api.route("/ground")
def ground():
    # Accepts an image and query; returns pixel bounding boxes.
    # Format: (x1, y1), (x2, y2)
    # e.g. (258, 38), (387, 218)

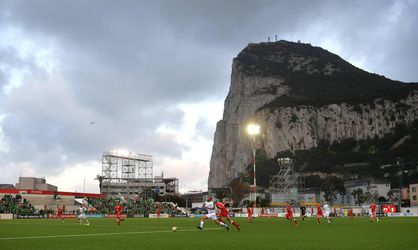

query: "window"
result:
(413, 187), (417, 192)
(413, 195), (417, 201)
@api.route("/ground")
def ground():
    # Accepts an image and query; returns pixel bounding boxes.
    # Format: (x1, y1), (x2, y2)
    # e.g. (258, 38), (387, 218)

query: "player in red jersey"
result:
(56, 206), (64, 223)
(215, 202), (240, 231)
(284, 203), (298, 225)
(115, 202), (123, 225)
(155, 203), (161, 219)
(246, 205), (253, 223)
(369, 203), (379, 222)
(348, 207), (353, 218)
(316, 203), (324, 224)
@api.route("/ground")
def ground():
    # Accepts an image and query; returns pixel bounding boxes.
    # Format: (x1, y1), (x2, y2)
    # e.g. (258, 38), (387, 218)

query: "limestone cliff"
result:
(208, 41), (418, 189)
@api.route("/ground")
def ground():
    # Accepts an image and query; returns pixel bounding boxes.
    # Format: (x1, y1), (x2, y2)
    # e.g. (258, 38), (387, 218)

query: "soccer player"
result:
(369, 202), (379, 222)
(197, 196), (229, 231)
(115, 202), (123, 225)
(348, 207), (353, 219)
(155, 203), (161, 219)
(246, 205), (253, 223)
(56, 206), (64, 223)
(215, 201), (240, 231)
(284, 203), (298, 225)
(323, 202), (331, 224)
(316, 203), (324, 224)
(300, 205), (307, 221)
(78, 205), (90, 226)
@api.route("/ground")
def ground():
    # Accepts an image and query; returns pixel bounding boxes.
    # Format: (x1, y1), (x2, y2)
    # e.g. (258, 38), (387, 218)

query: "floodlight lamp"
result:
(113, 149), (129, 157)
(247, 124), (260, 135)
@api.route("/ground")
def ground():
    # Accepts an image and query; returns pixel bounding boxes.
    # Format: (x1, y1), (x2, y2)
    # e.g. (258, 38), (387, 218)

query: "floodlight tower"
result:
(101, 149), (153, 198)
(247, 123), (260, 207)
(269, 158), (304, 203)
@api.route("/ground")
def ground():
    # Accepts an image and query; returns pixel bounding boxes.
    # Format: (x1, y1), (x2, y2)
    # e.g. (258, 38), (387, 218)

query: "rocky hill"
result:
(209, 40), (418, 189)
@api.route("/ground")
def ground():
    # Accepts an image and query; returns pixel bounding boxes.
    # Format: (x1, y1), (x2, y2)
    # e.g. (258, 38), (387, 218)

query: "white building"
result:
(343, 178), (391, 205)
(410, 183), (418, 206)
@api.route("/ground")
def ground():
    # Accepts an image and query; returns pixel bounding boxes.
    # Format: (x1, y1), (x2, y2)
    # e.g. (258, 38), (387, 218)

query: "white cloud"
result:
(46, 161), (101, 193)
(0, 114), (8, 153)
(153, 100), (223, 192)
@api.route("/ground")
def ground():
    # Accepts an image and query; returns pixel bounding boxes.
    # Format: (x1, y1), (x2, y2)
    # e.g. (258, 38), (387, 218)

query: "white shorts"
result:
(324, 211), (331, 217)
(205, 212), (218, 221)
(78, 213), (86, 220)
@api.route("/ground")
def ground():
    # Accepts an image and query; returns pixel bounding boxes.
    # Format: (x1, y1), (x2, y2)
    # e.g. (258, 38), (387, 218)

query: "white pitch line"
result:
(0, 222), (194, 229)
(0, 228), (222, 241)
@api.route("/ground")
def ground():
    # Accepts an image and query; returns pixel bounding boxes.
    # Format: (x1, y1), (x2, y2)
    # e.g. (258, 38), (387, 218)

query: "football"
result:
(172, 226), (177, 232)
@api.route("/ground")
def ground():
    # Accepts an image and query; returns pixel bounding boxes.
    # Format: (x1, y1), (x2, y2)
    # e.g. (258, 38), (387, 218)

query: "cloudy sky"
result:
(0, 0), (417, 193)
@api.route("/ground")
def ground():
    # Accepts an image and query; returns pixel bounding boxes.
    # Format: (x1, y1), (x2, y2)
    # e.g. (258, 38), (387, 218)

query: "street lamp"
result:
(247, 123), (260, 208)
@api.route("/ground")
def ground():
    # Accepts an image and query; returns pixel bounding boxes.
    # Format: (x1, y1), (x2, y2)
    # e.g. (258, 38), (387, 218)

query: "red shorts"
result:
(57, 213), (62, 218)
(285, 212), (293, 219)
(371, 211), (376, 217)
(116, 213), (121, 219)
(316, 212), (323, 218)
(220, 211), (231, 219)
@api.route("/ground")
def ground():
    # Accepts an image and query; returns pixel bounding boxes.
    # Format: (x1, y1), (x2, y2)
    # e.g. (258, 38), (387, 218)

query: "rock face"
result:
(208, 41), (418, 189)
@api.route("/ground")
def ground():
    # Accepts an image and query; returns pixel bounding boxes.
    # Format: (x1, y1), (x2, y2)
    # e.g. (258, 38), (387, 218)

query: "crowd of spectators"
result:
(0, 194), (183, 216)
(0, 194), (39, 214)
(87, 197), (183, 217)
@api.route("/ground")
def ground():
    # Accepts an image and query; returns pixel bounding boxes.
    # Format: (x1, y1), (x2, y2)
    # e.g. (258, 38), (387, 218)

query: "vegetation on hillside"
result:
(238, 120), (418, 190)
(235, 41), (418, 109)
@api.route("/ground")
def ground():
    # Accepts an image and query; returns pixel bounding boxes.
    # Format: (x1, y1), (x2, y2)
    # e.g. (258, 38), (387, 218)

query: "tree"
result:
(378, 196), (388, 202)
(230, 180), (250, 206)
(257, 196), (270, 207)
(95, 175), (105, 194)
(352, 188), (370, 205)
(321, 176), (345, 203)
(214, 189), (228, 201)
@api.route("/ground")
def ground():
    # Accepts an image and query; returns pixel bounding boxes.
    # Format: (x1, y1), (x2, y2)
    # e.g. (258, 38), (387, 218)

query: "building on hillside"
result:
(15, 177), (57, 192)
(402, 187), (410, 200)
(343, 178), (391, 205)
(410, 183), (418, 206)
(401, 187), (410, 207)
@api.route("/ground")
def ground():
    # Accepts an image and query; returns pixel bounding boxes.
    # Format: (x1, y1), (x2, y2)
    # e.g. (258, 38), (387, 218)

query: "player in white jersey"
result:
(197, 196), (229, 231)
(323, 203), (331, 224)
(78, 205), (90, 226)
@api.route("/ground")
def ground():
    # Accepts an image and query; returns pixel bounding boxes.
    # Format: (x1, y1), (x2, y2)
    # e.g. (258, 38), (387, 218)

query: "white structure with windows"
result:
(343, 178), (391, 205)
(410, 184), (418, 206)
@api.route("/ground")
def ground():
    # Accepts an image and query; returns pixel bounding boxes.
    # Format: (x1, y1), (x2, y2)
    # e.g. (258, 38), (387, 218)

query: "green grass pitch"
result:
(0, 217), (417, 249)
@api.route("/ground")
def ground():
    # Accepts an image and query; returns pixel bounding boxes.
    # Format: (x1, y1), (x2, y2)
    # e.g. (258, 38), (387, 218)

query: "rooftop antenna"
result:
(275, 35), (277, 41)
(268, 36), (270, 42)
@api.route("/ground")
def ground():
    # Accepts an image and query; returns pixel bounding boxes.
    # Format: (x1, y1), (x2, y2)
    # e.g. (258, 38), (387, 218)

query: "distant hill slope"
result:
(235, 41), (418, 108)
(209, 40), (418, 190)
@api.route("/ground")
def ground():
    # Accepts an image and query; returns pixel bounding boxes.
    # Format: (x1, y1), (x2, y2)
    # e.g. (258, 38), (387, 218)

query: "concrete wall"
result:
(0, 213), (13, 219)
